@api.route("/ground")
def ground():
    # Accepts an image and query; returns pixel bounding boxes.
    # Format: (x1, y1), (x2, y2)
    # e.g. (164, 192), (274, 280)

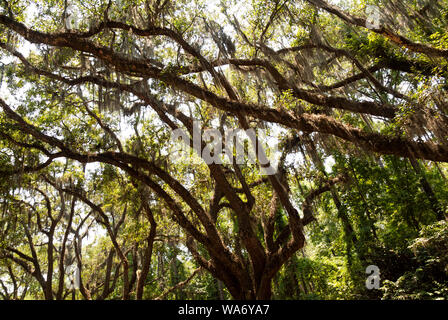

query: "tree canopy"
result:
(0, 0), (447, 300)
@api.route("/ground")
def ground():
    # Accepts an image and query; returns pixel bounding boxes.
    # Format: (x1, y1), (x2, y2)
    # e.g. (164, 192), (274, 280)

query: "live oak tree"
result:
(0, 0), (447, 299)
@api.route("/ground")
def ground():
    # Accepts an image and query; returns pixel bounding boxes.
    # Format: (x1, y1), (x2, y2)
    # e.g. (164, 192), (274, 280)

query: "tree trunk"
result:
(409, 157), (446, 221)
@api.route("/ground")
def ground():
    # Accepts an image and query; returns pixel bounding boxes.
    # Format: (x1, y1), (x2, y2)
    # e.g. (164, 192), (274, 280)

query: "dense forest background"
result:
(0, 0), (447, 300)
